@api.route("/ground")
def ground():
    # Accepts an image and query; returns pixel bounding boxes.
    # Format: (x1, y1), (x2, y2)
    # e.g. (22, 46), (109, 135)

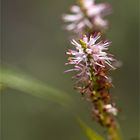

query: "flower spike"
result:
(62, 0), (111, 35)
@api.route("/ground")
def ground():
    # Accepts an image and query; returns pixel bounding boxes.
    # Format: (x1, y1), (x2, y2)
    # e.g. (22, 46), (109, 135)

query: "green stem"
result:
(108, 125), (122, 140)
(91, 84), (122, 140)
(89, 66), (122, 140)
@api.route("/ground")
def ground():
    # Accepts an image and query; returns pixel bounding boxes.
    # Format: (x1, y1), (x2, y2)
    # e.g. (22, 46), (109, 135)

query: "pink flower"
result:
(62, 0), (111, 34)
(66, 33), (115, 76)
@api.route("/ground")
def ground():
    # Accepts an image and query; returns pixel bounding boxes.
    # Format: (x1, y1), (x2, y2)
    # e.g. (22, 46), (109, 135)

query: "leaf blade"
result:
(0, 67), (73, 108)
(77, 118), (105, 140)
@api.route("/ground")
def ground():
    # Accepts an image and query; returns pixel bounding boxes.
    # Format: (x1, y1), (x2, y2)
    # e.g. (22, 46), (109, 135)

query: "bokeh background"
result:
(1, 0), (139, 140)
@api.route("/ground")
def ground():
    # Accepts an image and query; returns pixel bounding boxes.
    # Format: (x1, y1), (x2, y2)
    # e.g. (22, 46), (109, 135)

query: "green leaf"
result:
(77, 118), (105, 140)
(0, 83), (5, 91)
(0, 67), (74, 108)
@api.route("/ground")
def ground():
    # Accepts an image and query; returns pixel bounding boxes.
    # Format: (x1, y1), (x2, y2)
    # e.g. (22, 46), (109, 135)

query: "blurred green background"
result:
(1, 0), (139, 140)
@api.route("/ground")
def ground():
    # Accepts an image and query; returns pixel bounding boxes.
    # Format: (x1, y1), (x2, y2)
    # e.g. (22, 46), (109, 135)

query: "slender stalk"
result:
(108, 125), (121, 140)
(90, 73), (122, 140)
(81, 39), (122, 140)
(92, 90), (121, 140)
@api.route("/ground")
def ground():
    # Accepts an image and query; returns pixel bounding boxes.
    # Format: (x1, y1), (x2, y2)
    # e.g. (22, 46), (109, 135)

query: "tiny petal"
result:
(65, 23), (76, 31)
(104, 104), (118, 116)
(94, 16), (108, 28)
(86, 48), (92, 54)
(62, 14), (83, 22)
(83, 35), (89, 43)
(71, 5), (81, 13)
(83, 0), (94, 9)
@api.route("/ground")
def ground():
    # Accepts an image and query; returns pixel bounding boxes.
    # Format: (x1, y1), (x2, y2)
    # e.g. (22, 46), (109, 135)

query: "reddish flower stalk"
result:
(65, 34), (121, 140)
